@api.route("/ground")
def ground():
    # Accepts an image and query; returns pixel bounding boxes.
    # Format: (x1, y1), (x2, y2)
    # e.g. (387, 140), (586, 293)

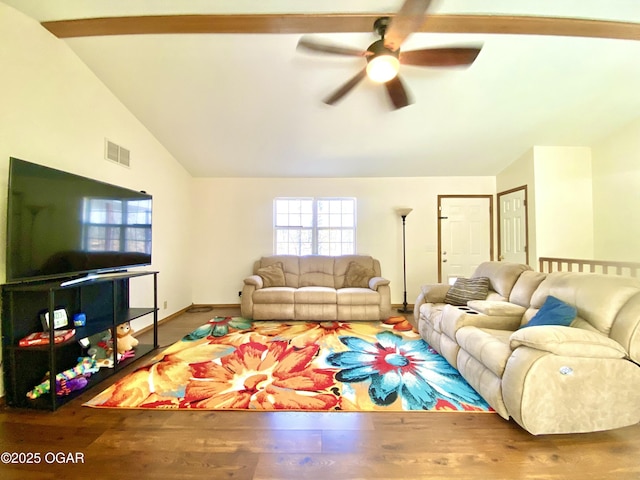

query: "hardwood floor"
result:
(1, 307), (639, 479)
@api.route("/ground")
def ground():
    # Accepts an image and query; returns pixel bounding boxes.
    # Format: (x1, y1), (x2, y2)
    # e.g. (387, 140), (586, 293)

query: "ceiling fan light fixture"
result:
(366, 39), (400, 83)
(366, 55), (400, 83)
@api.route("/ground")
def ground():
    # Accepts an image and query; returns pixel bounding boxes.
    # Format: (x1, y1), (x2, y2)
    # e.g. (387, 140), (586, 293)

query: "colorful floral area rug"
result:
(84, 317), (493, 412)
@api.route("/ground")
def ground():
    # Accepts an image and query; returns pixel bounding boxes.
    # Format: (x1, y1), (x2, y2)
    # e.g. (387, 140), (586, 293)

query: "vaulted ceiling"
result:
(5, 1), (640, 177)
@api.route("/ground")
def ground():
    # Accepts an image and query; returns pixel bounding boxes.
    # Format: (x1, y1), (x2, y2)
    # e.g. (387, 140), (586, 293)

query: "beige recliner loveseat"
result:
(241, 255), (391, 321)
(412, 261), (640, 435)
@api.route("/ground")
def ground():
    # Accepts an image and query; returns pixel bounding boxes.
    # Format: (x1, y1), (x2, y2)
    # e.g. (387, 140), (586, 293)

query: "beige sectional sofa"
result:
(412, 261), (640, 435)
(241, 255), (391, 321)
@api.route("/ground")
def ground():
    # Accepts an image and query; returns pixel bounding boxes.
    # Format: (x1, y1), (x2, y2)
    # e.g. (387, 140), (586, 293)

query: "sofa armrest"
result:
(442, 305), (522, 338)
(240, 276), (262, 319)
(466, 300), (526, 317)
(413, 284), (451, 326)
(509, 326), (627, 359)
(369, 276), (390, 290)
(243, 274), (264, 289)
(420, 284), (451, 303)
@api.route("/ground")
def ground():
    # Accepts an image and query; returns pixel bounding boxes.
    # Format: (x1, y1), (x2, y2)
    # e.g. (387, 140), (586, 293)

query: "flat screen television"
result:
(5, 157), (152, 284)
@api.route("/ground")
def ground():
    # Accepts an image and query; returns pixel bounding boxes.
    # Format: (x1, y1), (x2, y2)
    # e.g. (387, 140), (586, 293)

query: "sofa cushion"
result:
(337, 288), (380, 305)
(299, 255), (336, 288)
(456, 326), (513, 377)
(530, 272), (640, 335)
(509, 270), (548, 308)
(520, 295), (576, 329)
(471, 262), (532, 298)
(295, 286), (337, 304)
(343, 261), (375, 288)
(253, 287), (296, 304)
(444, 277), (490, 306)
(256, 262), (286, 287)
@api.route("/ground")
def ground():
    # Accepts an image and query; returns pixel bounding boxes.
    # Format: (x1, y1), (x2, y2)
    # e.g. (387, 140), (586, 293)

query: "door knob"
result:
(442, 259), (447, 263)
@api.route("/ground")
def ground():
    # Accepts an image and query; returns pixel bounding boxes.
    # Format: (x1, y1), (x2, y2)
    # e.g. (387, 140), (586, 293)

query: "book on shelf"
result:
(18, 329), (76, 347)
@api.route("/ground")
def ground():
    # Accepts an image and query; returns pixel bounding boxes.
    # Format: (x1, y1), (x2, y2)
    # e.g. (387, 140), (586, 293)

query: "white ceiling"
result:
(5, 1), (640, 178)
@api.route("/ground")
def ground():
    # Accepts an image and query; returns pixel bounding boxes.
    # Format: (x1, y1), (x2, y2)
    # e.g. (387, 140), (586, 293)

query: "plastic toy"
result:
(26, 356), (99, 399)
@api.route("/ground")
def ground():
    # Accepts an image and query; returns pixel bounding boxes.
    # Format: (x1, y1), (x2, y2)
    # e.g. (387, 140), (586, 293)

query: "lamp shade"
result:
(396, 207), (413, 217)
(366, 39), (400, 84)
(366, 55), (400, 83)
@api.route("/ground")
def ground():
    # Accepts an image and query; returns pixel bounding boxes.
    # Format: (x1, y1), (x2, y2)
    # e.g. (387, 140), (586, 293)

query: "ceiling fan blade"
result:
(384, 0), (433, 51)
(400, 46), (482, 66)
(385, 75), (412, 110)
(324, 68), (367, 105)
(297, 36), (368, 57)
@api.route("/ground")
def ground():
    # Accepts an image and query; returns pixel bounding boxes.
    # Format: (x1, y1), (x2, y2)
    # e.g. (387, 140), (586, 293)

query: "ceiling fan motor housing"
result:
(367, 39), (398, 60)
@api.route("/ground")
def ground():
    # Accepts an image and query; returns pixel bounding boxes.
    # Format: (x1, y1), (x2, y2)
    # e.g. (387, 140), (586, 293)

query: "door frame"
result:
(437, 194), (494, 282)
(497, 185), (529, 265)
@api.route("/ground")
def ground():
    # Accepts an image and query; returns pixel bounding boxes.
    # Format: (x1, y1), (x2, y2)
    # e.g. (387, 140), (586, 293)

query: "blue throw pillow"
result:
(521, 295), (576, 329)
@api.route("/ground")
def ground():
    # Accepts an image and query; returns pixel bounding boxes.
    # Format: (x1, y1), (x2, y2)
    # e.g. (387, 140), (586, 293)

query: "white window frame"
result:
(274, 197), (356, 256)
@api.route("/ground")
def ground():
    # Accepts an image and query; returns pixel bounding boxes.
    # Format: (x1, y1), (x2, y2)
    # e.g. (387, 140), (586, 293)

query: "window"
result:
(82, 198), (152, 254)
(274, 197), (356, 255)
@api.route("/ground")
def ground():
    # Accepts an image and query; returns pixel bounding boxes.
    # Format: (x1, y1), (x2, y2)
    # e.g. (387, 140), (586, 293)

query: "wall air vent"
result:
(105, 138), (130, 167)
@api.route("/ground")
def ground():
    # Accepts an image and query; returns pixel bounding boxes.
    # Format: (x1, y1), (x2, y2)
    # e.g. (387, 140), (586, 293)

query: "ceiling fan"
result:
(297, 0), (482, 110)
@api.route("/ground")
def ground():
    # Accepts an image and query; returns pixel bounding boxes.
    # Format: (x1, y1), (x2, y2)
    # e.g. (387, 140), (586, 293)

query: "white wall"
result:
(533, 146), (594, 259)
(190, 176), (496, 305)
(0, 4), (194, 394)
(497, 131), (640, 268)
(497, 146), (598, 266)
(592, 118), (640, 262)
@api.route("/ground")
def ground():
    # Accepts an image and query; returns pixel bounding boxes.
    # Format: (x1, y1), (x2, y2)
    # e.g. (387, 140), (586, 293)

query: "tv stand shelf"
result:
(1, 271), (158, 410)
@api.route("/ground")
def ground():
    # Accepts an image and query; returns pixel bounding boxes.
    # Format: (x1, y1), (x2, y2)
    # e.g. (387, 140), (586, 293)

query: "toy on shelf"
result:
(82, 329), (116, 367)
(26, 357), (99, 399)
(92, 330), (114, 358)
(83, 325), (136, 365)
(95, 357), (115, 369)
(115, 321), (139, 355)
(18, 329), (75, 347)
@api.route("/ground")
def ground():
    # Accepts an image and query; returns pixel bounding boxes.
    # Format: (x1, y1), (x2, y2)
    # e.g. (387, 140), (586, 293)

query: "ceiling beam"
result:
(42, 14), (640, 41)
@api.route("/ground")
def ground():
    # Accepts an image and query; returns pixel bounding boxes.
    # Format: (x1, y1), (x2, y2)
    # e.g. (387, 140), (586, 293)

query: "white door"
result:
(498, 187), (528, 264)
(439, 196), (492, 283)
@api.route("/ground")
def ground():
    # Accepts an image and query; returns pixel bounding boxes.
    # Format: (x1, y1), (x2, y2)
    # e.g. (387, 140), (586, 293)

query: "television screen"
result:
(6, 157), (152, 283)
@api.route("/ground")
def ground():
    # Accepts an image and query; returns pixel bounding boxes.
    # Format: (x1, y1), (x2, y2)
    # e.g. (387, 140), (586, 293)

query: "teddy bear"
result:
(115, 321), (139, 355)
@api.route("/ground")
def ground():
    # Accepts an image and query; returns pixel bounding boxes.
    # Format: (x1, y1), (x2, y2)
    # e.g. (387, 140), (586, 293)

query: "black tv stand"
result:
(2, 270), (158, 410)
(60, 270), (130, 287)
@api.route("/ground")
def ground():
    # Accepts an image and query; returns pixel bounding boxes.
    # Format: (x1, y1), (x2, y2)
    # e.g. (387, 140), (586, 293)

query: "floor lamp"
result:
(397, 208), (413, 314)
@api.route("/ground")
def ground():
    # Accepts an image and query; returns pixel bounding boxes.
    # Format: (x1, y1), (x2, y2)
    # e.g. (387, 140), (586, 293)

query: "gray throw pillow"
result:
(444, 277), (490, 306)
